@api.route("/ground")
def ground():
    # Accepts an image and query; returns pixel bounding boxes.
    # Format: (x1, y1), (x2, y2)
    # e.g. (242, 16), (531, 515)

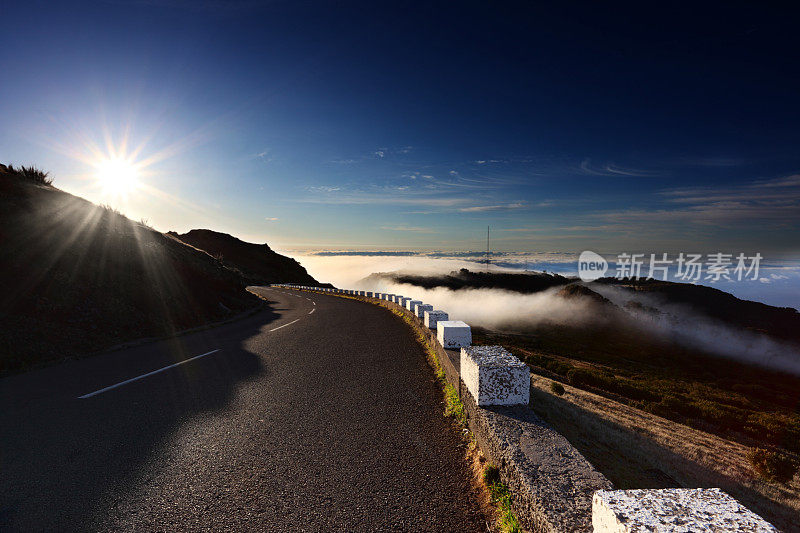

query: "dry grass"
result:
(528, 377), (800, 531)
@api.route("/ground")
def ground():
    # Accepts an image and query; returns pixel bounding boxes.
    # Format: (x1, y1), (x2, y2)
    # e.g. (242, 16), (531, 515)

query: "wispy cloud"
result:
(379, 225), (436, 233)
(579, 159), (661, 177)
(598, 172), (800, 227)
(674, 156), (747, 167)
(265, 216), (278, 221)
(459, 202), (526, 212)
(254, 148), (273, 163)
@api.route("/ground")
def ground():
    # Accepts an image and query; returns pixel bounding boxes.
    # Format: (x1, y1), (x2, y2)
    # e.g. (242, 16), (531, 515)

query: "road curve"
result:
(0, 287), (485, 531)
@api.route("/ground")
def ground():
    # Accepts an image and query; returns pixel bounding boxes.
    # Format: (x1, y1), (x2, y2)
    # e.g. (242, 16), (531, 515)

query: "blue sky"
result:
(2, 1), (800, 255)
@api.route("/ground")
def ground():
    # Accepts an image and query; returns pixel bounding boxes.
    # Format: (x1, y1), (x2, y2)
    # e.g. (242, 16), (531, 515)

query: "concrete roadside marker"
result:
(415, 303), (433, 319)
(592, 488), (777, 533)
(460, 345), (529, 406)
(437, 320), (471, 349)
(424, 310), (448, 330)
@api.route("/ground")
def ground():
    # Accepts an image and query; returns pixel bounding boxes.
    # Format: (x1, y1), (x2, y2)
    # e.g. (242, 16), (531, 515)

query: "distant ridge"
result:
(168, 229), (322, 286)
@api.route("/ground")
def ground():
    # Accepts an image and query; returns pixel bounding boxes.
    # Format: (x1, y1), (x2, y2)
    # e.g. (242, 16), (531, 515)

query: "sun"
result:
(95, 157), (139, 198)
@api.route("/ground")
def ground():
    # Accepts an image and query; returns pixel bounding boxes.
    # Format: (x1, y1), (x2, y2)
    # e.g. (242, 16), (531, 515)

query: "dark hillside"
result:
(364, 268), (570, 293)
(596, 277), (800, 343)
(168, 229), (320, 286)
(0, 164), (259, 375)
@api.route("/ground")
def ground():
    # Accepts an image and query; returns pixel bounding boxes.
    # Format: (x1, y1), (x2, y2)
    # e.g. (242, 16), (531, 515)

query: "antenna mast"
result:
(486, 225), (490, 272)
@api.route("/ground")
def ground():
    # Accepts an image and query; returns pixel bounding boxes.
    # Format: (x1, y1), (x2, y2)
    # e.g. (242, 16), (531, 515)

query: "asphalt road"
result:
(0, 288), (486, 532)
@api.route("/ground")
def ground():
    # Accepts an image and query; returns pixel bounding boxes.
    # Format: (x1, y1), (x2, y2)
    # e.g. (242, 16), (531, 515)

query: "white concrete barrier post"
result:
(592, 488), (777, 533)
(407, 299), (421, 312)
(436, 320), (471, 349)
(398, 296), (410, 307)
(424, 310), (448, 330)
(460, 346), (529, 406)
(366, 291), (373, 298)
(416, 303), (432, 319)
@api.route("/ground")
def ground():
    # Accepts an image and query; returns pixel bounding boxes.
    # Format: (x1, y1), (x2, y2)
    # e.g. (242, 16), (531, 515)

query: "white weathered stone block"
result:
(407, 299), (421, 312)
(416, 303), (432, 319)
(592, 488), (778, 533)
(437, 320), (471, 349)
(397, 296), (410, 307)
(424, 310), (448, 330)
(460, 346), (529, 406)
(366, 291), (373, 298)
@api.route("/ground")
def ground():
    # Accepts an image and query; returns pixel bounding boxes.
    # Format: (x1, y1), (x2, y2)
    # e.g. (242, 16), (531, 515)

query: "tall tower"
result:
(486, 225), (490, 272)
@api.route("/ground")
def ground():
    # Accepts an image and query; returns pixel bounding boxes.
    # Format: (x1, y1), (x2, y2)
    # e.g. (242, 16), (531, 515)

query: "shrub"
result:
(567, 367), (603, 388)
(550, 381), (565, 396)
(6, 164), (53, 185)
(748, 448), (797, 484)
(483, 464), (500, 485)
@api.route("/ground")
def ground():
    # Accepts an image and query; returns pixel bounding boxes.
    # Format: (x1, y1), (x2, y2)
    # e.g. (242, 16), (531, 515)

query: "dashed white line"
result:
(78, 349), (221, 399)
(308, 308), (315, 314)
(269, 318), (300, 332)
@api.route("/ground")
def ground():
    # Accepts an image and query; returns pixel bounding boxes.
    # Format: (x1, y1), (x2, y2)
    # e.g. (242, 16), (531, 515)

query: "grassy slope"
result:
(0, 165), (260, 375)
(474, 324), (800, 456)
(526, 377), (800, 531)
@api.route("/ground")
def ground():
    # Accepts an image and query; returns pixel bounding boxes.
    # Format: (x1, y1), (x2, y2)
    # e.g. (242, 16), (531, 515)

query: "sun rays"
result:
(94, 157), (140, 200)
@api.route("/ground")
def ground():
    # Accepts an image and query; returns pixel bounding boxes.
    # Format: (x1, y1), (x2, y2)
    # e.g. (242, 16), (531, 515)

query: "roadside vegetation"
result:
(3, 163), (53, 185)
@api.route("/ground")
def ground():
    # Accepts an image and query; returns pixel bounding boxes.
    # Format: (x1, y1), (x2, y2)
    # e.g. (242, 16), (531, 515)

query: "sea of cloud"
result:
(284, 249), (800, 310)
(279, 249), (800, 375)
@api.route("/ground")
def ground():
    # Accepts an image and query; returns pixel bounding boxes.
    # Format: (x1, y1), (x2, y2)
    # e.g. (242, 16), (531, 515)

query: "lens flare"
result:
(95, 157), (139, 198)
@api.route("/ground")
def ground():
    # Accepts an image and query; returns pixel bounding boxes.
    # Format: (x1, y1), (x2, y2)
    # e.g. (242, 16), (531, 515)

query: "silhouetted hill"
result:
(596, 277), (800, 343)
(167, 229), (321, 286)
(364, 268), (570, 293)
(0, 163), (260, 375)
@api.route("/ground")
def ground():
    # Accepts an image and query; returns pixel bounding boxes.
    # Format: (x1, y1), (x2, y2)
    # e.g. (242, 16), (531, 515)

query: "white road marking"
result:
(308, 308), (315, 314)
(312, 301), (316, 306)
(269, 318), (300, 332)
(78, 349), (221, 399)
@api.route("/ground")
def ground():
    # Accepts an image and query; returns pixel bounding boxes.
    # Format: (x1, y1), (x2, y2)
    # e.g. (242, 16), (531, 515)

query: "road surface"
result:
(0, 287), (485, 531)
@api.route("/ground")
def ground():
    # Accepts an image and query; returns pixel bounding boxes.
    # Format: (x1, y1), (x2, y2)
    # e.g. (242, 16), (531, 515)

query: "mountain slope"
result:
(167, 229), (320, 286)
(0, 164), (260, 375)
